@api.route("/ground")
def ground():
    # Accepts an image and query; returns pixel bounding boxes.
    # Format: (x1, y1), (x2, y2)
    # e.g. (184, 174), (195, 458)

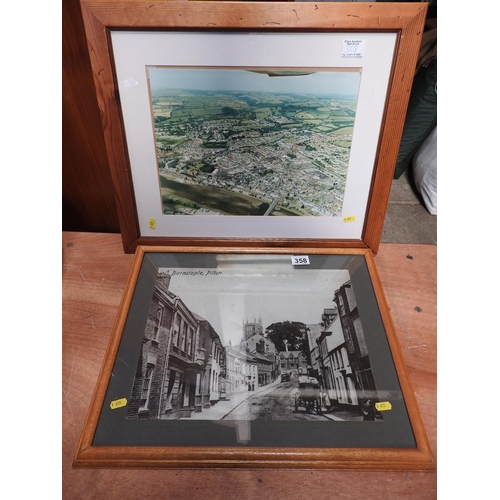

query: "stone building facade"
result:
(126, 271), (225, 420)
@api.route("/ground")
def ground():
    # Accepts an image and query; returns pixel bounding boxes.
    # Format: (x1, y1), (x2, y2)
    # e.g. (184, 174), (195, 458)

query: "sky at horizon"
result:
(148, 67), (361, 98)
(158, 266), (351, 346)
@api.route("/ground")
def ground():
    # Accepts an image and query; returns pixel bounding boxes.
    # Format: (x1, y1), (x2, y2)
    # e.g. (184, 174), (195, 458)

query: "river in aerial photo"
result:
(159, 175), (297, 216)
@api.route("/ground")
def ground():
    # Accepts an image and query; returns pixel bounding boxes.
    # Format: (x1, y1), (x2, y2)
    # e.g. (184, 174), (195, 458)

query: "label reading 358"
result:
(291, 255), (310, 266)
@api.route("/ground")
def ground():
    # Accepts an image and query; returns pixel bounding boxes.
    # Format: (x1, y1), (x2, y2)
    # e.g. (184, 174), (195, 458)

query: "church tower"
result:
(242, 316), (263, 341)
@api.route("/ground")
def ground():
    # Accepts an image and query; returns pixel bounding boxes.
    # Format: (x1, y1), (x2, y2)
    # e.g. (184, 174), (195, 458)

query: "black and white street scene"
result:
(126, 262), (382, 423)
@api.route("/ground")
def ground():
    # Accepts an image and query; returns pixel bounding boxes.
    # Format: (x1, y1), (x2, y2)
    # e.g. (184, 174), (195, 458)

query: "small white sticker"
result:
(342, 40), (364, 58)
(291, 255), (310, 266)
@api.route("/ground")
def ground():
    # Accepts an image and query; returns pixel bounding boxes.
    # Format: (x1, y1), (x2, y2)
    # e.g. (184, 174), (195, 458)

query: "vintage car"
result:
(293, 375), (322, 414)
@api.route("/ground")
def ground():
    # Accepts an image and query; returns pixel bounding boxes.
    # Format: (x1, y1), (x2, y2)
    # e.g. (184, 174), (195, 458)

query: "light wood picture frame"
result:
(79, 1), (428, 254)
(73, 245), (435, 470)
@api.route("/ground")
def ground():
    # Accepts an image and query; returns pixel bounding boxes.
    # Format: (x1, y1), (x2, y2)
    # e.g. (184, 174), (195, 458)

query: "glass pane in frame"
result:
(111, 30), (397, 241)
(93, 250), (415, 449)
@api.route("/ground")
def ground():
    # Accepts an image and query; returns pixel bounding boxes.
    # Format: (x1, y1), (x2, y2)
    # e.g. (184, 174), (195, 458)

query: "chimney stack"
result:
(157, 271), (171, 292)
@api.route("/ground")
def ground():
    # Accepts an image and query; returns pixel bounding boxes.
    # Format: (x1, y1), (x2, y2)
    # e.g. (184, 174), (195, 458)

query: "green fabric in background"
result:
(394, 57), (437, 179)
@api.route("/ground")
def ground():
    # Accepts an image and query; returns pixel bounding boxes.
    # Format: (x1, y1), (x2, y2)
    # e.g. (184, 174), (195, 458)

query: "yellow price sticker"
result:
(149, 218), (156, 229)
(110, 398), (127, 410)
(343, 215), (356, 223)
(375, 401), (392, 412)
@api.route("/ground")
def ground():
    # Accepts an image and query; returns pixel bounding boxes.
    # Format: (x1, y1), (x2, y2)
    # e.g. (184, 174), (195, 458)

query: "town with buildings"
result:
(126, 269), (382, 423)
(151, 87), (357, 217)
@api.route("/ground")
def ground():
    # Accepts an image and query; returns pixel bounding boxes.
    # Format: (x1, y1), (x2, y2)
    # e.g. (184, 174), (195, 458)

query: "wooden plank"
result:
(62, 0), (119, 232)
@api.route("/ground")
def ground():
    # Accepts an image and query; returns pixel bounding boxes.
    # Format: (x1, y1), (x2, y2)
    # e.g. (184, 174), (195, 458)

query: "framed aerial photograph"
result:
(78, 1), (428, 253)
(147, 65), (360, 219)
(73, 246), (435, 470)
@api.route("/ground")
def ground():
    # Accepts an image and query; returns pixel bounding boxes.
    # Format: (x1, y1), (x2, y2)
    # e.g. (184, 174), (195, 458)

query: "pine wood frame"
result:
(73, 245), (435, 470)
(79, 1), (427, 254)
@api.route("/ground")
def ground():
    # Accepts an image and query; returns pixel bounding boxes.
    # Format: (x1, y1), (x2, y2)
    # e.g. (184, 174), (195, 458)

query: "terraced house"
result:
(316, 281), (377, 411)
(126, 271), (225, 420)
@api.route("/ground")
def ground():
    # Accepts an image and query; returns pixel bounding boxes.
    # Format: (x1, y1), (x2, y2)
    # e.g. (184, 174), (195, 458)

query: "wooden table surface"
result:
(62, 232), (436, 499)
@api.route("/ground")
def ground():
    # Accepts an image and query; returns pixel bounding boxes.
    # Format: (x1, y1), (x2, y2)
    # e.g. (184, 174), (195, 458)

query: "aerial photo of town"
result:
(148, 67), (361, 217)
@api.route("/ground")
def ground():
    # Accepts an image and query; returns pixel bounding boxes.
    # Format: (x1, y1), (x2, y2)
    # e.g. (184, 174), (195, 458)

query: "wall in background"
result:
(62, 0), (119, 233)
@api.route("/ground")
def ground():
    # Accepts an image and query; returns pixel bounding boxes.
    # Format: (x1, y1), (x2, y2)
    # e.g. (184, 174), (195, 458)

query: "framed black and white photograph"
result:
(126, 257), (377, 423)
(73, 246), (434, 470)
(79, 1), (428, 253)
